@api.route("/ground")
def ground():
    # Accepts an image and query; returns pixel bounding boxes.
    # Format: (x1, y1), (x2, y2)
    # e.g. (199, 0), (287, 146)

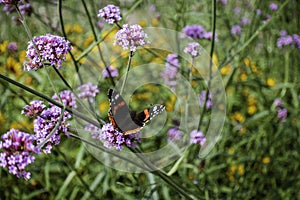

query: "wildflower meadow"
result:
(0, 0), (299, 199)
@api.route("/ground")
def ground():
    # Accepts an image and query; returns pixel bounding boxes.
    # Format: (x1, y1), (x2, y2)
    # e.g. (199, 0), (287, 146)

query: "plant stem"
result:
(120, 51), (134, 95)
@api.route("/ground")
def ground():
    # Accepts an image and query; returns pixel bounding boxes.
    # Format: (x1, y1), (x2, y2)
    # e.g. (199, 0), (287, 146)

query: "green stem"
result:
(58, 0), (83, 85)
(280, 53), (289, 97)
(67, 130), (149, 170)
(81, 0), (115, 87)
(130, 147), (196, 199)
(197, 0), (216, 131)
(120, 51), (134, 95)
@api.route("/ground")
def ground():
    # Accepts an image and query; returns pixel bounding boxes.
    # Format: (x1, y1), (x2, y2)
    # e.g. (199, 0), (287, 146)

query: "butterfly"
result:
(107, 89), (165, 135)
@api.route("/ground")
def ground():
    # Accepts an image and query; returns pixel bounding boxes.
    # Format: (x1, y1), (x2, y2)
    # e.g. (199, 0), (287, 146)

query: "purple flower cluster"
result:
(167, 128), (182, 142)
(52, 90), (77, 109)
(269, 2), (278, 11)
(182, 25), (217, 41)
(34, 106), (71, 153)
(77, 82), (99, 103)
(7, 42), (17, 52)
(273, 98), (287, 122)
(0, 129), (40, 180)
(277, 32), (300, 50)
(21, 100), (46, 118)
(114, 24), (150, 52)
(161, 54), (180, 90)
(22, 90), (76, 154)
(231, 25), (242, 36)
(184, 42), (202, 57)
(98, 4), (122, 24)
(199, 90), (212, 109)
(102, 66), (119, 78)
(1, 0), (20, 4)
(190, 130), (206, 146)
(2, 1), (32, 21)
(24, 34), (72, 71)
(86, 123), (141, 151)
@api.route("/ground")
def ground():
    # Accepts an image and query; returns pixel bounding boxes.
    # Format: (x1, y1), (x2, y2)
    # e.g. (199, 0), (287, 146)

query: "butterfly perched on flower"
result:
(107, 89), (165, 135)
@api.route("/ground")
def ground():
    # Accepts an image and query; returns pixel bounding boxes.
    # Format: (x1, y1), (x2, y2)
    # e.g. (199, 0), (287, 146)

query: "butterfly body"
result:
(108, 89), (165, 135)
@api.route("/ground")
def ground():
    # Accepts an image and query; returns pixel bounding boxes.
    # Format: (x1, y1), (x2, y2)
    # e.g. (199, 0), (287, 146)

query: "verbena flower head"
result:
(273, 98), (283, 108)
(269, 2), (278, 11)
(292, 34), (300, 49)
(240, 17), (251, 26)
(231, 25), (242, 36)
(114, 24), (150, 52)
(0, 129), (40, 180)
(1, 0), (20, 4)
(52, 90), (77, 109)
(24, 34), (72, 71)
(161, 54), (180, 90)
(182, 25), (206, 40)
(184, 42), (201, 57)
(21, 100), (46, 118)
(98, 123), (141, 151)
(190, 130), (206, 146)
(102, 66), (119, 78)
(7, 42), (17, 52)
(98, 4), (122, 24)
(77, 82), (99, 103)
(277, 108), (287, 122)
(234, 7), (242, 15)
(34, 105), (71, 154)
(167, 128), (182, 142)
(199, 90), (213, 109)
(277, 35), (293, 48)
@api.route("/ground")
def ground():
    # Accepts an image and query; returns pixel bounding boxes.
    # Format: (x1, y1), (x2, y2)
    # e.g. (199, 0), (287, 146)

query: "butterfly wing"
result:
(108, 89), (165, 135)
(107, 89), (141, 134)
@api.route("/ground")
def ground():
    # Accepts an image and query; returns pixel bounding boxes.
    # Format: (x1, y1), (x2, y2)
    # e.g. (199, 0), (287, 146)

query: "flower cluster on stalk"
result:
(182, 24), (217, 41)
(85, 123), (141, 151)
(0, 129), (40, 180)
(98, 4), (122, 24)
(161, 54), (180, 90)
(77, 82), (100, 103)
(114, 24), (150, 52)
(24, 34), (72, 71)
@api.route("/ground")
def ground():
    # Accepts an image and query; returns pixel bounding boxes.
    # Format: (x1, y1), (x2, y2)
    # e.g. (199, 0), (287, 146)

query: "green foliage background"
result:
(0, 0), (299, 199)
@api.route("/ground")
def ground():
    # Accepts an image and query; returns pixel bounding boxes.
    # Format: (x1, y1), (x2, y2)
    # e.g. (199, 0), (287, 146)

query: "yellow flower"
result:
(0, 112), (5, 128)
(266, 78), (276, 87)
(243, 57), (250, 67)
(247, 105), (257, 115)
(6, 57), (22, 77)
(228, 148), (235, 155)
(18, 50), (27, 63)
(83, 35), (94, 49)
(238, 164), (245, 176)
(166, 94), (177, 112)
(220, 64), (231, 75)
(10, 120), (33, 130)
(0, 40), (9, 54)
(212, 52), (219, 67)
(262, 156), (271, 164)
(239, 72), (247, 81)
(250, 62), (259, 74)
(139, 20), (147, 27)
(151, 18), (159, 26)
(230, 112), (245, 123)
(73, 24), (83, 34)
(98, 101), (109, 114)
